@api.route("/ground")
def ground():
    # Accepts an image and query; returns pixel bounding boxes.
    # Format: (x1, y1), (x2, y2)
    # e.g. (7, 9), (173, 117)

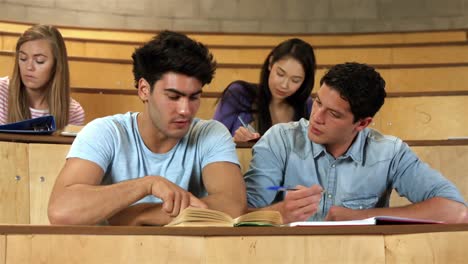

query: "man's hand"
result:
(149, 176), (207, 217)
(233, 126), (260, 142)
(275, 184), (323, 223)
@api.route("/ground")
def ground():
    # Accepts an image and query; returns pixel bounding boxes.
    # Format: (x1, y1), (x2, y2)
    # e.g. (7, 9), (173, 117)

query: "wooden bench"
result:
(3, 51), (468, 94)
(2, 20), (468, 48)
(71, 93), (468, 141)
(4, 29), (468, 66)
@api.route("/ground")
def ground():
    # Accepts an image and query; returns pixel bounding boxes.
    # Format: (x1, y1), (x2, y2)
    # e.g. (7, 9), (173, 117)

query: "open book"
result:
(288, 216), (444, 227)
(165, 207), (283, 227)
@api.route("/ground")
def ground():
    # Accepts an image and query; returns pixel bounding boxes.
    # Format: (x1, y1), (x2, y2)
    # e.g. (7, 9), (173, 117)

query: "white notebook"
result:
(288, 216), (443, 226)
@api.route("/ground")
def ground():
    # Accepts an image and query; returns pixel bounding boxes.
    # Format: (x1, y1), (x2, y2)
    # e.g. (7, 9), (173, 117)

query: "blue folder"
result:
(0, 115), (56, 135)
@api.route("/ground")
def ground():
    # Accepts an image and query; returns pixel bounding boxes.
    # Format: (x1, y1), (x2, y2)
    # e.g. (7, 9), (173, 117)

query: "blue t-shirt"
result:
(67, 112), (240, 204)
(245, 118), (466, 221)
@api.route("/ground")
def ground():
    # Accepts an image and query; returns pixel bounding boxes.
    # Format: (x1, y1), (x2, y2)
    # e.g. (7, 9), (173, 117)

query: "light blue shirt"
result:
(245, 118), (466, 221)
(67, 112), (240, 204)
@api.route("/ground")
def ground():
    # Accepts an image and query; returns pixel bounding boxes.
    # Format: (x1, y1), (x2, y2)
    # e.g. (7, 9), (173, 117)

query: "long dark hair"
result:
(218, 38), (316, 134)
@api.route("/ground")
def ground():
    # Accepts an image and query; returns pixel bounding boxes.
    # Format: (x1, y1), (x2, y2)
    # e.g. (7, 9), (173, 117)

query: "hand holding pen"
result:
(268, 184), (324, 224)
(234, 116), (260, 142)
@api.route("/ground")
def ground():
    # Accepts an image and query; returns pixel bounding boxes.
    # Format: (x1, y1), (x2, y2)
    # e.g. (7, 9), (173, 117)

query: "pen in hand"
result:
(237, 116), (257, 133)
(266, 186), (299, 192)
(267, 186), (327, 193)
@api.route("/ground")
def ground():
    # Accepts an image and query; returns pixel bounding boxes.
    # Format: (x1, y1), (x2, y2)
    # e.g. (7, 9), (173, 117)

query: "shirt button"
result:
(331, 164), (335, 168)
(327, 194), (332, 199)
(359, 206), (363, 209)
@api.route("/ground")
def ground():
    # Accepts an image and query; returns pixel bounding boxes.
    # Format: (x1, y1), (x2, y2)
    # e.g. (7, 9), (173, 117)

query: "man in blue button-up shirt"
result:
(245, 62), (467, 224)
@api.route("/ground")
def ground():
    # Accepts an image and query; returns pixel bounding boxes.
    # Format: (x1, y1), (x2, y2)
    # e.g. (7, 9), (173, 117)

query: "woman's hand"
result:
(233, 126), (261, 142)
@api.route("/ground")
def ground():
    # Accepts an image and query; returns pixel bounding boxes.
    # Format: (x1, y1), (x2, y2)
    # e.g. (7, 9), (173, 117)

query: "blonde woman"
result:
(0, 24), (84, 129)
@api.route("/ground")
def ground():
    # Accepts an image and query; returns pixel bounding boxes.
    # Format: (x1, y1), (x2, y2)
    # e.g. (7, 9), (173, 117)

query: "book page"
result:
(288, 217), (376, 227)
(288, 216), (443, 226)
(234, 210), (283, 226)
(165, 207), (234, 227)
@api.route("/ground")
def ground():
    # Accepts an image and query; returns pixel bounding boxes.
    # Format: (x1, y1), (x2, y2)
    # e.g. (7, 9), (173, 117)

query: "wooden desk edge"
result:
(2, 134), (468, 147)
(0, 224), (466, 236)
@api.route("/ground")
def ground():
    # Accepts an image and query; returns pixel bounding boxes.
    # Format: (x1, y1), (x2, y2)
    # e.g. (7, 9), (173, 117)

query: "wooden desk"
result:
(1, 133), (468, 224)
(0, 224), (466, 263)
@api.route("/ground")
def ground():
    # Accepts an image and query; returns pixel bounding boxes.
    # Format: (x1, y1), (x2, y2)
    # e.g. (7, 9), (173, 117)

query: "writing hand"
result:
(233, 126), (260, 142)
(276, 184), (323, 224)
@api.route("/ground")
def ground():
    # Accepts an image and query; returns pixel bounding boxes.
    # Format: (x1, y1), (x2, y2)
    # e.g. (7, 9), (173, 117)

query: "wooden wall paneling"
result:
(6, 235), (205, 264)
(393, 45), (468, 64)
(71, 93), (143, 123)
(317, 47), (394, 65)
(2, 20), (465, 46)
(311, 31), (467, 46)
(377, 96), (468, 140)
(0, 235), (4, 264)
(83, 42), (137, 60)
(1, 35), (17, 51)
(210, 48), (270, 64)
(385, 232), (468, 264)
(28, 144), (71, 224)
(207, 67), (261, 93)
(68, 60), (134, 89)
(63, 40), (86, 57)
(205, 235), (386, 264)
(0, 53), (14, 77)
(197, 97), (218, 120)
(380, 66), (468, 93)
(5, 51), (468, 94)
(0, 142), (29, 224)
(71, 93), (216, 124)
(58, 28), (152, 43)
(235, 148), (253, 174)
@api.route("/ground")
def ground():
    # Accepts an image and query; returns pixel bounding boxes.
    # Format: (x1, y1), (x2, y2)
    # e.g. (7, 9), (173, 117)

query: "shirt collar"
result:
(310, 128), (369, 164)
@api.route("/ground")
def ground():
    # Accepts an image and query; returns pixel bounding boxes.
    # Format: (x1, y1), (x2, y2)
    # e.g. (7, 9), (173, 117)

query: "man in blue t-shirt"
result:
(48, 31), (247, 226)
(245, 62), (467, 224)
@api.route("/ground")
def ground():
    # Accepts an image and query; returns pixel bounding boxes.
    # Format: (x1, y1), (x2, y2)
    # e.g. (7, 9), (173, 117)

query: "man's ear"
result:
(137, 78), (150, 102)
(355, 117), (373, 132)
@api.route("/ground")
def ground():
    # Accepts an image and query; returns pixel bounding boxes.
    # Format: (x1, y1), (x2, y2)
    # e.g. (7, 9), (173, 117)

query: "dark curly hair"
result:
(132, 30), (217, 91)
(320, 62), (386, 122)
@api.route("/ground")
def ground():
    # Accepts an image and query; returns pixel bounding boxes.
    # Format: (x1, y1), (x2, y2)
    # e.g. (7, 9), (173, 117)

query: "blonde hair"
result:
(8, 24), (70, 129)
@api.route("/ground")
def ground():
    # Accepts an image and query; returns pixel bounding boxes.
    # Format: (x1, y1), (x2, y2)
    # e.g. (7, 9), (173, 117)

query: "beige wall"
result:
(1, 0), (468, 33)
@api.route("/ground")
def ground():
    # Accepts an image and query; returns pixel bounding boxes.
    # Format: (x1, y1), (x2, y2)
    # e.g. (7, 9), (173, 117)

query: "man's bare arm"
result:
(201, 162), (247, 218)
(48, 158), (206, 225)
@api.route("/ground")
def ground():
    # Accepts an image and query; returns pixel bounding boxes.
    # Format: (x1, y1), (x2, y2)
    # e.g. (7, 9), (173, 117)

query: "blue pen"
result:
(266, 186), (299, 191)
(237, 116), (256, 133)
(267, 186), (327, 193)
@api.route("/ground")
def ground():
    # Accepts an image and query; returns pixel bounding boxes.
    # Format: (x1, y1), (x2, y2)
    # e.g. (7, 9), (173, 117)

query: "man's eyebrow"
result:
(315, 95), (346, 115)
(164, 88), (202, 97)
